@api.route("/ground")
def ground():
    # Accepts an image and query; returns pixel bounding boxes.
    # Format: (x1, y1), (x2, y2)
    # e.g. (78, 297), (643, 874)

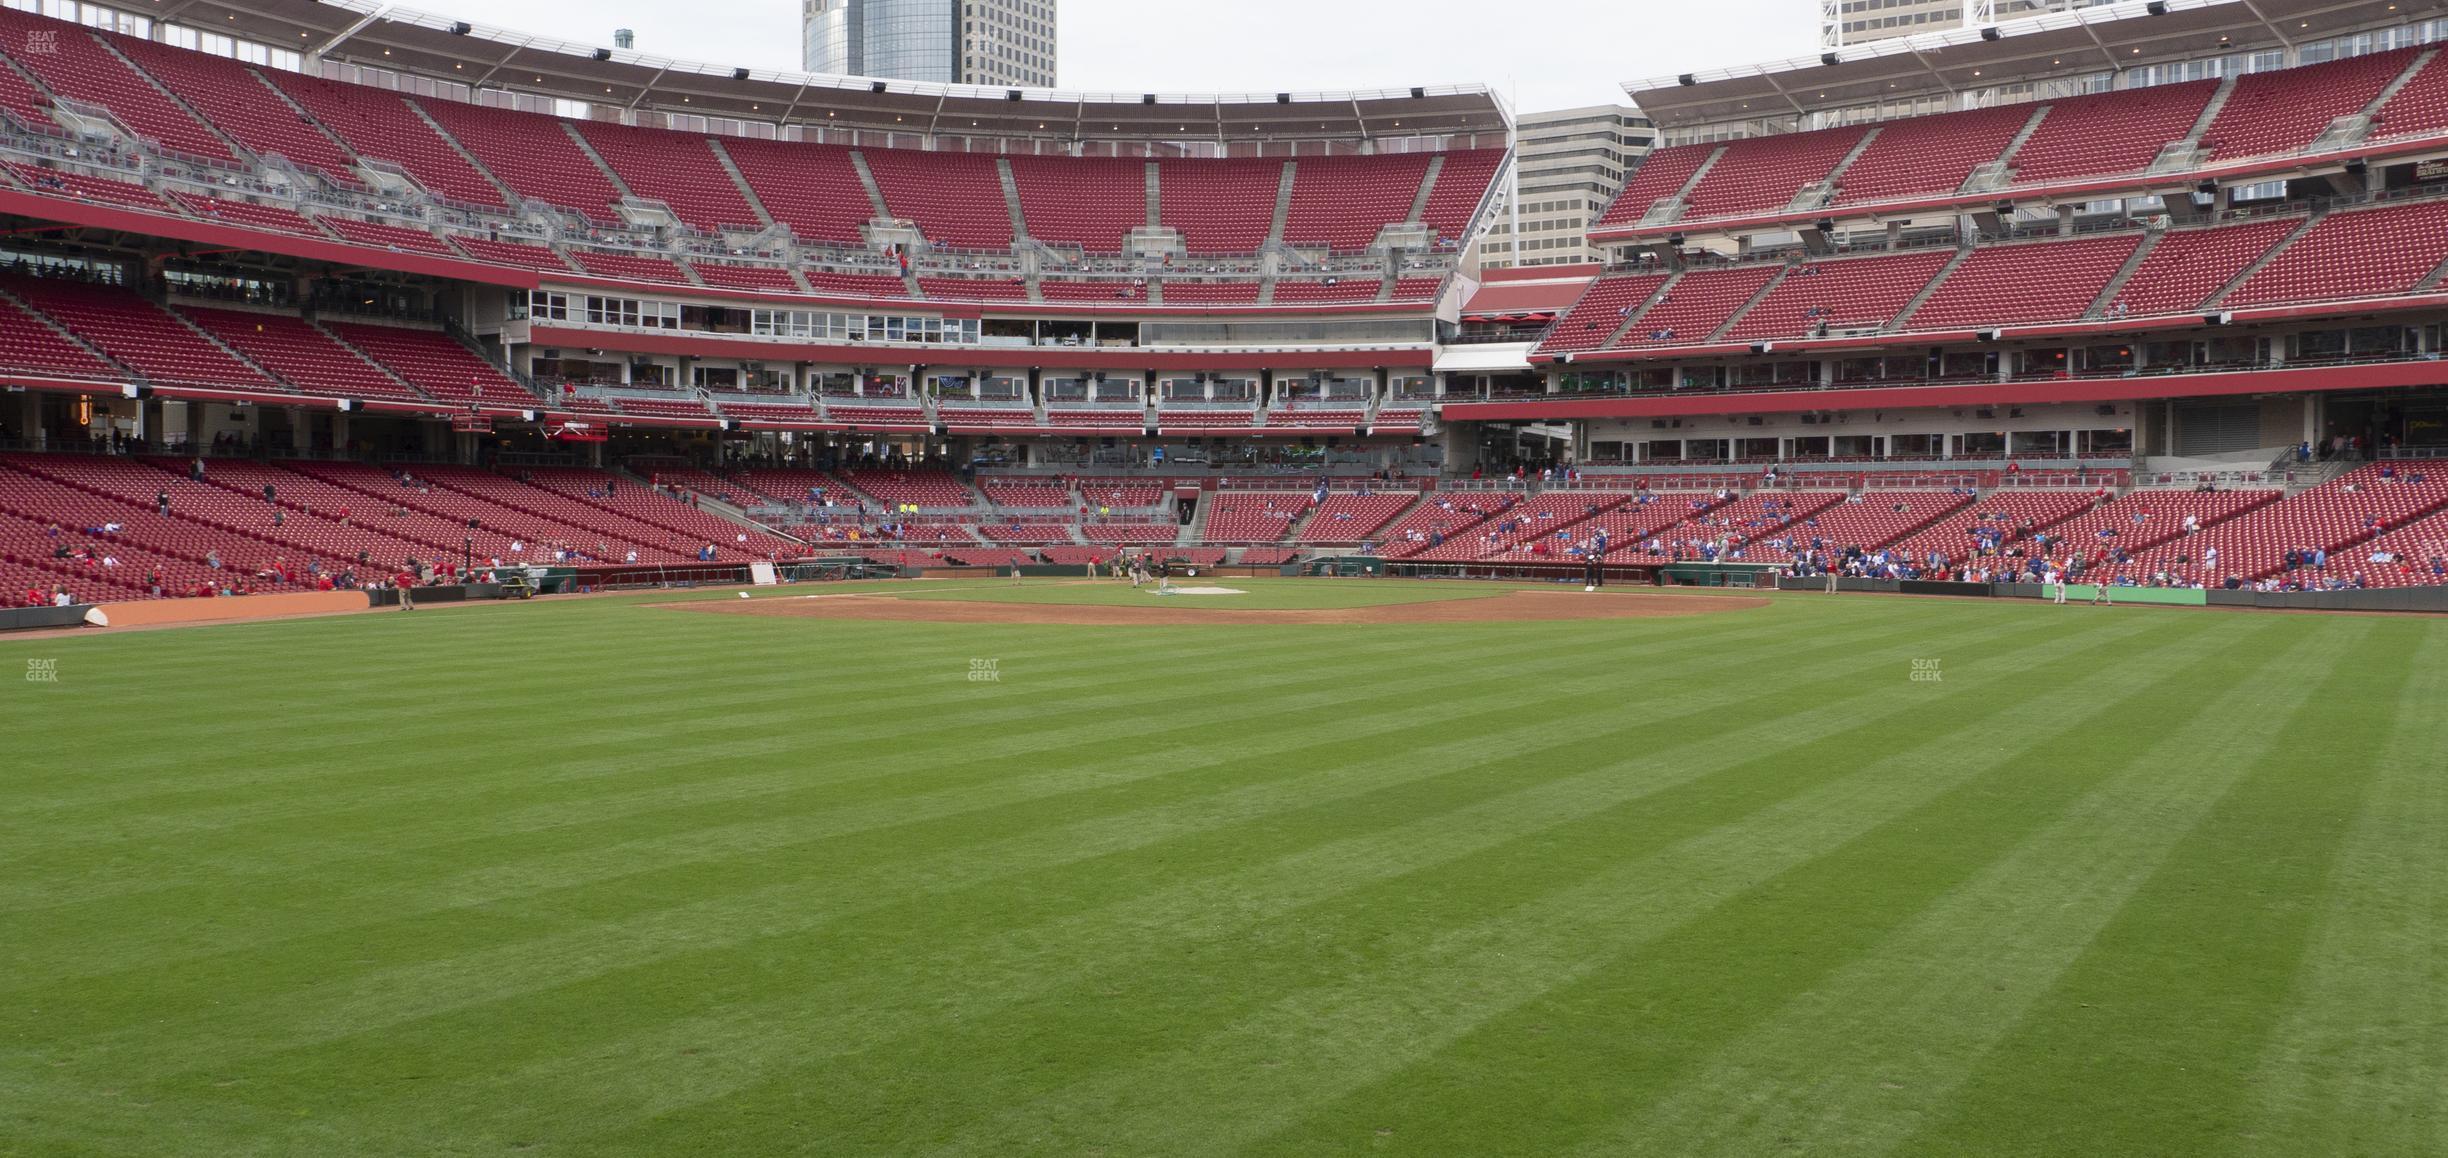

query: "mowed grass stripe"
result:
(1890, 618), (2420, 1157)
(4, 606), (1853, 1056)
(1551, 619), (2335, 1157)
(0, 605), (1577, 814)
(153, 613), (2138, 1154)
(46, 608), (1980, 1089)
(2235, 619), (2448, 1158)
(0, 618), (1626, 880)
(594, 617), (2207, 1155)
(0, 610), (1809, 988)
(1, 596), (1755, 824)
(0, 586), (1160, 787)
(0, 621), (1703, 984)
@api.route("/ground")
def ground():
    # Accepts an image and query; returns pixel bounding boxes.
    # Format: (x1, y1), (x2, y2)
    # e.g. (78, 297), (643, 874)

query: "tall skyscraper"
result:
(802, 0), (1057, 89)
(1823, 0), (2105, 48)
(1480, 106), (1651, 269)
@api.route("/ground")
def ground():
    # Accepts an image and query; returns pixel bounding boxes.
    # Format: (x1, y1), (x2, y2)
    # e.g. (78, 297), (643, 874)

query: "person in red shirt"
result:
(395, 571), (417, 612)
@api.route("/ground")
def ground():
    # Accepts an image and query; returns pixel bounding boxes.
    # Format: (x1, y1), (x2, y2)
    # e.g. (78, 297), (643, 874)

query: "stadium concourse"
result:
(0, 0), (2445, 614)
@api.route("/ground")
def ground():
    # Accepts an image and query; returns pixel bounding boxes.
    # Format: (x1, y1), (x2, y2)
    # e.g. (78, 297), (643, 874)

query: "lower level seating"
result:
(7, 447), (2438, 604)
(2349, 506), (2448, 587)
(1200, 496), (1306, 542)
(1886, 489), (2099, 568)
(2118, 463), (2448, 585)
(2044, 490), (2280, 565)
(1294, 493), (1417, 544)
(1375, 491), (1519, 557)
(1414, 491), (1633, 561)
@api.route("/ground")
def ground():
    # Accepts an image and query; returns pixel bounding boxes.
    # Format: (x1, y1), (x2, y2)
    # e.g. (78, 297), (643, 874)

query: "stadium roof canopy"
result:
(1627, 0), (2444, 131)
(126, 0), (1510, 145)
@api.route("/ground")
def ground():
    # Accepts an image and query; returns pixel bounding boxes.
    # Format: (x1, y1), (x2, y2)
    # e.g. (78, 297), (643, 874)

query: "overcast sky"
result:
(415, 0), (1823, 114)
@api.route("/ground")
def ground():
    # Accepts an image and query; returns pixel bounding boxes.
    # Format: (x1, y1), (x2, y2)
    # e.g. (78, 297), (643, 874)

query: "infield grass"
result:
(0, 581), (2441, 1157)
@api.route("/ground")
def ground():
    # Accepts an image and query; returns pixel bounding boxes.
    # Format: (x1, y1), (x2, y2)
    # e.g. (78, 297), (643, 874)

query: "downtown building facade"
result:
(803, 0), (1057, 88)
(1825, 0), (2108, 46)
(1479, 105), (1652, 268)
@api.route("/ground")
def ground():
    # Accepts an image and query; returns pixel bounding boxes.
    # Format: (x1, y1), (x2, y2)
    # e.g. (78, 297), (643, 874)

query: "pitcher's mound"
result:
(665, 588), (1767, 626)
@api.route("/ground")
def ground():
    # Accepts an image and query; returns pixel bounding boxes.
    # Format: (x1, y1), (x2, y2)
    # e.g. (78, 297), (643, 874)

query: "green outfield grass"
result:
(879, 575), (1515, 609)
(0, 583), (2441, 1157)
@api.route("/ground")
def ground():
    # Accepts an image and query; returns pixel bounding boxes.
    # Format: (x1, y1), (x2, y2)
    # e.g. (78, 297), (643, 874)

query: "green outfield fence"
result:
(1660, 563), (1781, 588)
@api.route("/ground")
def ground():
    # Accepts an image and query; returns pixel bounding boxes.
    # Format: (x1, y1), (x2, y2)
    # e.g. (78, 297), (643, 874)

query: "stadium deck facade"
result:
(0, 0), (2445, 608)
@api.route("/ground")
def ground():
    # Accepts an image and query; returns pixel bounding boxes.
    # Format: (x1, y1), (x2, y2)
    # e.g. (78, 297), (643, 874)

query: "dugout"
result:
(1659, 562), (1779, 589)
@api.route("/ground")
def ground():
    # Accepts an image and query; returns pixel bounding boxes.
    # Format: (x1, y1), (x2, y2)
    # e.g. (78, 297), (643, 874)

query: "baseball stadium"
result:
(0, 0), (2444, 1152)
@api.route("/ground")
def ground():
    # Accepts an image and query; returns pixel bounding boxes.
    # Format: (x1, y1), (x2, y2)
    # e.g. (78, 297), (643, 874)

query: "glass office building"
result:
(802, 0), (1056, 89)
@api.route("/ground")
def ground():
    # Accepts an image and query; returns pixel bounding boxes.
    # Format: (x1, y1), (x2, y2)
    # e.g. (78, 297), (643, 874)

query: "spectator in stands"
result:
(156, 489), (171, 516)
